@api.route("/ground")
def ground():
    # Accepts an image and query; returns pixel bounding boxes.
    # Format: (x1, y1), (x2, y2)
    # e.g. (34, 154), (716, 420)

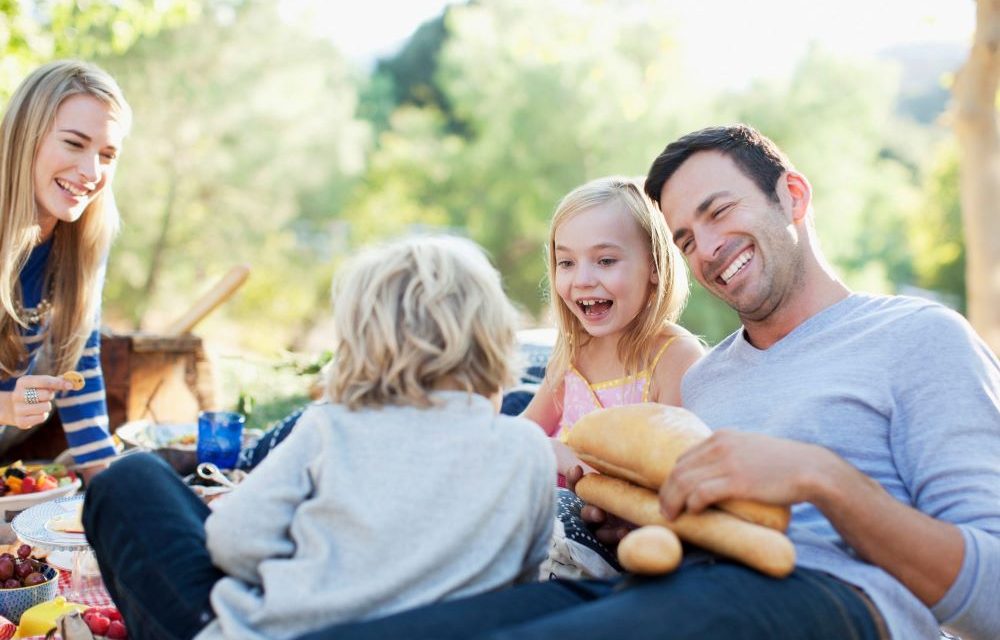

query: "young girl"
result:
(525, 176), (704, 478)
(84, 236), (556, 640)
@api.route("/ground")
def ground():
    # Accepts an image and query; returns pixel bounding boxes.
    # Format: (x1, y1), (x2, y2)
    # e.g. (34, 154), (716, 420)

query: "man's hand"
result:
(566, 465), (632, 547)
(0, 375), (74, 429)
(658, 429), (833, 520)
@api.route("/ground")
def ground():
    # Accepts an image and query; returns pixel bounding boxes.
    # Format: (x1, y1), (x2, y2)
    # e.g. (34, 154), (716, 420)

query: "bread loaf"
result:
(576, 474), (795, 578)
(617, 526), (682, 575)
(566, 403), (790, 532)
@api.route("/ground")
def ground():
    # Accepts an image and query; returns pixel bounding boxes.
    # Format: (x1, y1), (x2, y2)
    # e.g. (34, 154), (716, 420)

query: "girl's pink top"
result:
(556, 336), (679, 437)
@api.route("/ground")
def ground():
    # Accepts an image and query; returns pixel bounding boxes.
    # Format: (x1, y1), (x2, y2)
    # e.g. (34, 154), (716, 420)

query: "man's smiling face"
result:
(658, 150), (804, 323)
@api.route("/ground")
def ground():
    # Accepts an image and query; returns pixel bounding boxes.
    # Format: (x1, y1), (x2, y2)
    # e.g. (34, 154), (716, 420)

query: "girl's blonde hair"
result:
(328, 235), (520, 410)
(545, 176), (688, 387)
(0, 60), (131, 378)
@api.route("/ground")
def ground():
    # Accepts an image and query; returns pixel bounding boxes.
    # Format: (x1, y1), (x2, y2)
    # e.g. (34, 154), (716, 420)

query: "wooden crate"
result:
(102, 332), (216, 430)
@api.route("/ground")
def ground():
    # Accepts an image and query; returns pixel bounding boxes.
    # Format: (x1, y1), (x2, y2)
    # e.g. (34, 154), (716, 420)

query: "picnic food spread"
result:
(0, 462), (77, 497)
(565, 403), (796, 578)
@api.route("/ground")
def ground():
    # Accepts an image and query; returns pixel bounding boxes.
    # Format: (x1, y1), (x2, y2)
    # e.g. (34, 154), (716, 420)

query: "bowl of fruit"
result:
(0, 544), (58, 624)
(0, 462), (80, 521)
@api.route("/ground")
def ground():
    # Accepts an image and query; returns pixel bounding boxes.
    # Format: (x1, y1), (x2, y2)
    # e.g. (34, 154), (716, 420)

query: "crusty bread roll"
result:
(566, 403), (790, 532)
(577, 474), (795, 578)
(617, 526), (682, 575)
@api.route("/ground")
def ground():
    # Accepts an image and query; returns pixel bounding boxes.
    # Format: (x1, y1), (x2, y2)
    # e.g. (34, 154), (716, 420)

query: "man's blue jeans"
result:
(296, 561), (882, 640)
(83, 453), (882, 640)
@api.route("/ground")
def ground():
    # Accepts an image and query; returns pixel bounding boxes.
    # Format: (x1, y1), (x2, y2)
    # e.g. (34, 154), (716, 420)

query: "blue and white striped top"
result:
(0, 238), (116, 465)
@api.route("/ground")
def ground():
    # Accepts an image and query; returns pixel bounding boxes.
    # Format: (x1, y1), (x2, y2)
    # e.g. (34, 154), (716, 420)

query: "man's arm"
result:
(658, 431), (963, 605)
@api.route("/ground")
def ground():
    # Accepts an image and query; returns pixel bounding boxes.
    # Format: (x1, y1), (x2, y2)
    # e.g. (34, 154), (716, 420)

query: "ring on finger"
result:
(24, 387), (39, 405)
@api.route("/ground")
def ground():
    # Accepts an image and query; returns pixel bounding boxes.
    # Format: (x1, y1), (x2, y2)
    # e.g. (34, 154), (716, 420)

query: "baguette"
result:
(567, 403), (790, 532)
(576, 474), (795, 578)
(617, 526), (682, 575)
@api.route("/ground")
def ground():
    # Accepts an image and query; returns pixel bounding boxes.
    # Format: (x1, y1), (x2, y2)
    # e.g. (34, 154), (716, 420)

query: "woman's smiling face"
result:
(33, 94), (124, 239)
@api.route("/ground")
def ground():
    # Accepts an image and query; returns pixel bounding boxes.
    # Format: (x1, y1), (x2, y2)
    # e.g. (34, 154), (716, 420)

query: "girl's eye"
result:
(100, 152), (117, 162)
(64, 140), (83, 149)
(556, 260), (573, 269)
(598, 258), (617, 266)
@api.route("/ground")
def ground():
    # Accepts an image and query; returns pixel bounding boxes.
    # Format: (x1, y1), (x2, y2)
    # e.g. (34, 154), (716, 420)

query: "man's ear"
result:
(784, 171), (812, 223)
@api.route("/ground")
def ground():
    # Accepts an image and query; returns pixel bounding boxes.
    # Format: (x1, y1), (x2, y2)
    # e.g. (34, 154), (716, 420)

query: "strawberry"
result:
(101, 606), (123, 621)
(20, 476), (34, 493)
(106, 619), (128, 639)
(86, 612), (111, 636)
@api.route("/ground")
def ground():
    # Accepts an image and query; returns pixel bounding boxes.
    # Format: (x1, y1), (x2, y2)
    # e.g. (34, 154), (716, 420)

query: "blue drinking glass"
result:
(197, 411), (245, 470)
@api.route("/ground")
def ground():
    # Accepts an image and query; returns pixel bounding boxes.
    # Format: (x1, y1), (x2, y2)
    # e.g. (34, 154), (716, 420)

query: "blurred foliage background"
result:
(0, 0), (973, 414)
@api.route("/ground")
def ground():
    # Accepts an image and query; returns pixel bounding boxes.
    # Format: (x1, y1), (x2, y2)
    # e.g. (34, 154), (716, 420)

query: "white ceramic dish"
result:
(11, 495), (87, 552)
(0, 480), (81, 524)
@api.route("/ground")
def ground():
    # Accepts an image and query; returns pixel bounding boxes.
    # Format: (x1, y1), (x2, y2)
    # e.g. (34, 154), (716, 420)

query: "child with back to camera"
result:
(524, 176), (704, 480)
(83, 235), (556, 640)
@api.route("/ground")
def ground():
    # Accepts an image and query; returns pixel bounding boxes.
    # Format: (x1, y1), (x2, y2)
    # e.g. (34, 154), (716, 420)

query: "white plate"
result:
(11, 494), (88, 552)
(0, 479), (81, 524)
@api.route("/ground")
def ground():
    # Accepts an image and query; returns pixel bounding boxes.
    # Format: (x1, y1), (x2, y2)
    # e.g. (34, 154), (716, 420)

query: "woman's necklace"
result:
(14, 296), (52, 325)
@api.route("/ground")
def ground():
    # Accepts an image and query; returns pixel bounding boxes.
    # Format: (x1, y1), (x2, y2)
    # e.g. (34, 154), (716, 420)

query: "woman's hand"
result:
(1, 375), (74, 429)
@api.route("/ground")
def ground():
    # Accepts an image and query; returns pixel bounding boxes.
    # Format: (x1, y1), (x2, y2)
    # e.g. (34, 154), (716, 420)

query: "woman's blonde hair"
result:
(545, 176), (688, 387)
(328, 235), (521, 410)
(0, 60), (131, 378)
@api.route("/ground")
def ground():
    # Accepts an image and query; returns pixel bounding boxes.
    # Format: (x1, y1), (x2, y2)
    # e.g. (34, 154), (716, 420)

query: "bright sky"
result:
(281, 0), (975, 85)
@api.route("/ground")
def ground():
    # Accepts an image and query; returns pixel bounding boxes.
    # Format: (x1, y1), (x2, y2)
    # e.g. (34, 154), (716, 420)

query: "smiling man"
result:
(642, 124), (1000, 640)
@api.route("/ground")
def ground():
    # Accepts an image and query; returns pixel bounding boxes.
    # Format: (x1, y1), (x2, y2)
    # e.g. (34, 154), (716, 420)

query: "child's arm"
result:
(521, 376), (563, 436)
(204, 408), (321, 584)
(516, 428), (558, 582)
(521, 377), (589, 475)
(649, 333), (705, 406)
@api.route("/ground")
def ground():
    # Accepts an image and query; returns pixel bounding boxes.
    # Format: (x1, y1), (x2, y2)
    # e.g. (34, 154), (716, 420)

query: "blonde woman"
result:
(0, 60), (130, 477)
(523, 176), (703, 481)
(83, 236), (556, 639)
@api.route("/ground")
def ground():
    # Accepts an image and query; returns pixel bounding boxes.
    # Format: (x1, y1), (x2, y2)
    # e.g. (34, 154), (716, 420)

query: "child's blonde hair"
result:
(545, 176), (688, 386)
(328, 235), (520, 410)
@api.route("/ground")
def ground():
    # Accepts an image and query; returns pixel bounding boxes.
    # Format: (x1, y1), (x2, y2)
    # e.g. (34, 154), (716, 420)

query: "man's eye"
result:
(712, 204), (732, 219)
(681, 240), (693, 255)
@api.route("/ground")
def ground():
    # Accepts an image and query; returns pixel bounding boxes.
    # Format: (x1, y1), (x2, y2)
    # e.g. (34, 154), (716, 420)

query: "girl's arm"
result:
(522, 377), (587, 477)
(205, 407), (321, 584)
(521, 376), (562, 436)
(649, 333), (705, 406)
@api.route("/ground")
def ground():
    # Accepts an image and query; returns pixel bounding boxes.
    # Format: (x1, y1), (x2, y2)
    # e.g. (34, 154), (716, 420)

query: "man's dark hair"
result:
(644, 124), (792, 206)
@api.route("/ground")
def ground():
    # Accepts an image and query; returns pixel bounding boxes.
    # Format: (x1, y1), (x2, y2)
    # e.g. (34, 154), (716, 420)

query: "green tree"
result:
(910, 145), (966, 311)
(101, 0), (370, 351)
(0, 0), (202, 98)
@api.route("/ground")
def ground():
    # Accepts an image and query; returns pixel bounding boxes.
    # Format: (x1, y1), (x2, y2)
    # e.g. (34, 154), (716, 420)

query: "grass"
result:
(212, 350), (327, 432)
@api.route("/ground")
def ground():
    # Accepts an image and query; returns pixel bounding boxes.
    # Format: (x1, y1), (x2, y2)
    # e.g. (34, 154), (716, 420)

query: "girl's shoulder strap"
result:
(647, 334), (682, 374)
